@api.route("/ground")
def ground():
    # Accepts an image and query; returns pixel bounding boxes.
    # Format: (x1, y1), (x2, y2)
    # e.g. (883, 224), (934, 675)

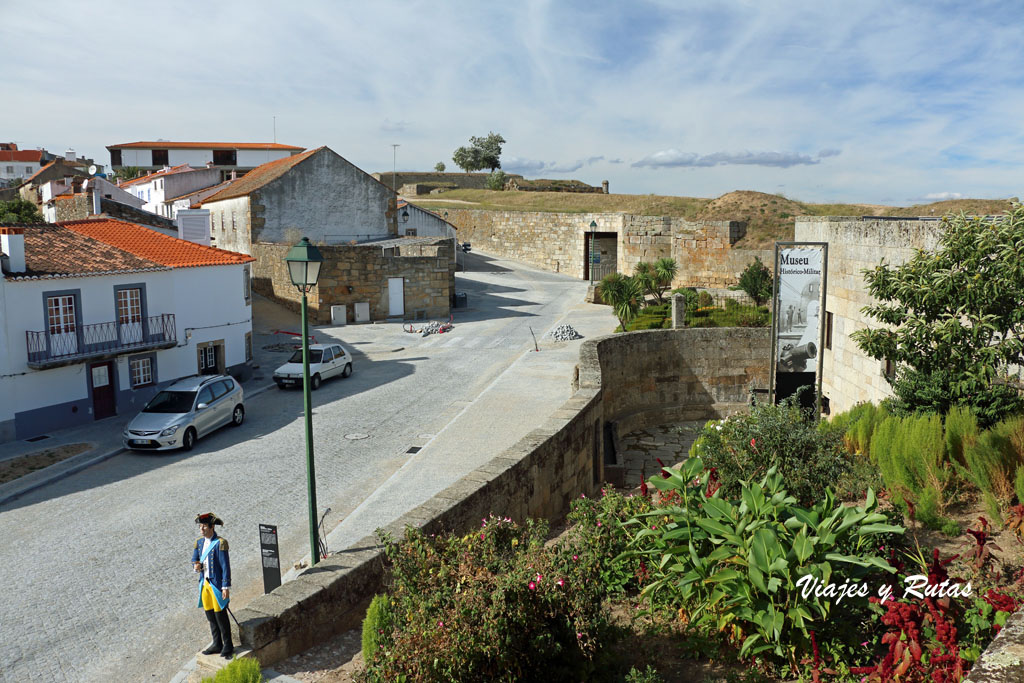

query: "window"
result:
(212, 149), (237, 165)
(242, 265), (251, 303)
(4, 166), (12, 174)
(404, 228), (417, 236)
(824, 311), (833, 350)
(231, 211), (236, 231)
(117, 288), (142, 324)
(322, 347), (334, 362)
(47, 295), (76, 335)
(197, 386), (214, 406)
(110, 150), (122, 167)
(130, 357), (153, 387)
(199, 346), (216, 372)
(884, 358), (897, 380)
(151, 149), (169, 166)
(25, 166), (32, 174)
(210, 380), (230, 401)
(245, 332), (253, 362)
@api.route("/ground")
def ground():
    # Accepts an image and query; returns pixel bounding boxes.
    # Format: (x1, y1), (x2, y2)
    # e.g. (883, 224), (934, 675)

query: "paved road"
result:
(0, 251), (608, 682)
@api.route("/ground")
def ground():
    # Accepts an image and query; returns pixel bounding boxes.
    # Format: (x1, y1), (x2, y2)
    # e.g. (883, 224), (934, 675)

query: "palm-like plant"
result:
(633, 258), (679, 303)
(600, 273), (644, 330)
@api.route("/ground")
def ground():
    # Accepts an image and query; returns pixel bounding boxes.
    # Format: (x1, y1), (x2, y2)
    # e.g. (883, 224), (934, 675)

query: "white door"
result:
(47, 295), (78, 355)
(117, 288), (143, 345)
(388, 278), (405, 317)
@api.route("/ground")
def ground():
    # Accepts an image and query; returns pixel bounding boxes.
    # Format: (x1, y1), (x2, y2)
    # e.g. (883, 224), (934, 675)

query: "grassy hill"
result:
(410, 189), (1016, 249)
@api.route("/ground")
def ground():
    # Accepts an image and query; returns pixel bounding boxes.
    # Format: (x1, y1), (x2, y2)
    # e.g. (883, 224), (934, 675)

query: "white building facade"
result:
(0, 221), (254, 442)
(107, 141), (305, 180)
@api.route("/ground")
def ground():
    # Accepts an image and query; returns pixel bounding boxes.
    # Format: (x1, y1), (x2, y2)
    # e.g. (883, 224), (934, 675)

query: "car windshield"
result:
(143, 390), (197, 414)
(287, 349), (323, 363)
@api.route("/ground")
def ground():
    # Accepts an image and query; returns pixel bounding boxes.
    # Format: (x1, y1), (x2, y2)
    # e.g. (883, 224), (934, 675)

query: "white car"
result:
(273, 343), (353, 390)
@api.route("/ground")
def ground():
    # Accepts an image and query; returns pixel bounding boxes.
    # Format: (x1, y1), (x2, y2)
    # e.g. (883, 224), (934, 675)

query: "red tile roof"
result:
(107, 141), (304, 151)
(200, 147), (320, 204)
(6, 223), (167, 279)
(0, 149), (43, 162)
(118, 164), (194, 188)
(60, 218), (255, 268)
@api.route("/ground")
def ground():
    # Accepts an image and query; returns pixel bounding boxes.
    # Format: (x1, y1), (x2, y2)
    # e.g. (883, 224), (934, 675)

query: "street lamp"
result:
(284, 237), (325, 566)
(589, 220), (597, 283)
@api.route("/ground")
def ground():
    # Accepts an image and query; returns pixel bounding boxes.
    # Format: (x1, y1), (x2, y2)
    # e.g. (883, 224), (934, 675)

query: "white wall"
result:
(115, 148), (297, 170)
(0, 160), (42, 181)
(206, 196), (253, 254)
(0, 263), (251, 427)
(237, 149), (294, 168)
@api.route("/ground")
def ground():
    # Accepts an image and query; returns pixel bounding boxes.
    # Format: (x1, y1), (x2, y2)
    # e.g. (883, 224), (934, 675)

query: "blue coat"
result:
(192, 533), (231, 608)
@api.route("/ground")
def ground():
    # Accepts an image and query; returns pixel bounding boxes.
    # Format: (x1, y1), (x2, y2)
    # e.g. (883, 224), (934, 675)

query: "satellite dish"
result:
(88, 165), (98, 175)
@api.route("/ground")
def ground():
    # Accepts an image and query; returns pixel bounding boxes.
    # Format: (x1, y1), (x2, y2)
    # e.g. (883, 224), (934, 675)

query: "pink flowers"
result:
(528, 581), (536, 591)
(438, 620), (444, 628)
(556, 579), (565, 587)
(572, 554), (578, 561)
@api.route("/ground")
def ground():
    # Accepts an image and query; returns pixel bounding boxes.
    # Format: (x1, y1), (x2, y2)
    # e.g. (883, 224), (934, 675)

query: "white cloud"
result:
(922, 192), (965, 200)
(503, 155), (605, 175)
(633, 149), (821, 169)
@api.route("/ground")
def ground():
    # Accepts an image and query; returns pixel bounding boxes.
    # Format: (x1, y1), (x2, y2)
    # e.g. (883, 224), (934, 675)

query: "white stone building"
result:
(106, 141), (305, 181)
(0, 219), (254, 442)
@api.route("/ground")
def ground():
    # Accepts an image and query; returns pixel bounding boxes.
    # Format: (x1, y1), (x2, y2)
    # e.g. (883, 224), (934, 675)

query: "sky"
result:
(2, 0), (1022, 205)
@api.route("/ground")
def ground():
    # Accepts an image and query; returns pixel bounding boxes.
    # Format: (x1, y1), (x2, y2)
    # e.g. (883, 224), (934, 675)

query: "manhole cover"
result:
(344, 433), (370, 440)
(406, 446), (422, 454)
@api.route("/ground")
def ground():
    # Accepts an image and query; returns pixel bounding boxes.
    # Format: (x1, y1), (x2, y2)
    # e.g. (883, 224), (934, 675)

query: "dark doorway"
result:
(584, 232), (617, 282)
(89, 361), (116, 419)
(775, 372), (817, 411)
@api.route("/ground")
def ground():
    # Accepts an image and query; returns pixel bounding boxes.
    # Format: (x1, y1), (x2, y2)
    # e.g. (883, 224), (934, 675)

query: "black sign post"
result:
(259, 523), (282, 594)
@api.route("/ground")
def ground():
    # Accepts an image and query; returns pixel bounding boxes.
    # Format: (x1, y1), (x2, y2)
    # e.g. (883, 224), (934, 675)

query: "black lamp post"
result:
(284, 237), (324, 565)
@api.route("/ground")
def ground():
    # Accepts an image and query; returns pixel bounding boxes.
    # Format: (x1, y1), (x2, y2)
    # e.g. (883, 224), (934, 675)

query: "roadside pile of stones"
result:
(548, 324), (583, 341)
(421, 321), (444, 336)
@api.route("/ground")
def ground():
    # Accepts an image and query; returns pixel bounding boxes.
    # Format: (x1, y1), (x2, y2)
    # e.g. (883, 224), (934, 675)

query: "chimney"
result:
(229, 170), (237, 181)
(602, 180), (609, 194)
(1, 227), (27, 274)
(206, 161), (215, 169)
(65, 149), (75, 162)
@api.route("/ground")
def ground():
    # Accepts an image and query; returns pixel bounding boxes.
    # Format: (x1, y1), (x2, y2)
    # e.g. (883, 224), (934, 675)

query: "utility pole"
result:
(273, 116), (276, 144)
(391, 143), (400, 192)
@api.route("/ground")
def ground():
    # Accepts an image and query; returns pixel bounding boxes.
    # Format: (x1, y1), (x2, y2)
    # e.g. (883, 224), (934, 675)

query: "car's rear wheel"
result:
(232, 405), (245, 426)
(311, 373), (321, 390)
(182, 427), (197, 452)
(342, 363), (352, 378)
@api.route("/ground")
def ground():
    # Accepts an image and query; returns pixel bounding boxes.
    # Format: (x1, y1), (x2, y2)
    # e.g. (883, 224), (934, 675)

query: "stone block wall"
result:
(795, 216), (946, 414)
(53, 195), (91, 222)
(250, 239), (455, 323)
(233, 326), (770, 666)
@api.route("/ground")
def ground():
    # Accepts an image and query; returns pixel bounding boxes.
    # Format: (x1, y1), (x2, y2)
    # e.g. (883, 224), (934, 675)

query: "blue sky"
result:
(2, 0), (1021, 205)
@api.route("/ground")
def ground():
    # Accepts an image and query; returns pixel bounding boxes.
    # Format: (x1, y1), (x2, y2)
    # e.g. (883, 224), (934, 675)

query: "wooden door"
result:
(90, 361), (116, 419)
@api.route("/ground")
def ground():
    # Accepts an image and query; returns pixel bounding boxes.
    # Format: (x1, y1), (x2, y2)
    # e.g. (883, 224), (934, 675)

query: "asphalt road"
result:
(0, 251), (597, 682)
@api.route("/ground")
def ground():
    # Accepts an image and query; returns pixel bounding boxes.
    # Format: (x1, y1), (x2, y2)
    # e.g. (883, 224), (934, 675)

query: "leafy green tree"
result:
(486, 169), (507, 190)
(599, 272), (644, 330)
(452, 146), (483, 173)
(737, 256), (773, 306)
(434, 161), (445, 172)
(0, 198), (43, 223)
(452, 132), (506, 173)
(115, 166), (142, 181)
(851, 205), (1024, 426)
(633, 258), (677, 303)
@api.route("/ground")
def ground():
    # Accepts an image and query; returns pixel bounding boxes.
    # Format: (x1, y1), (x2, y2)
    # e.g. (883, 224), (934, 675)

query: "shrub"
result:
(1016, 466), (1024, 504)
(627, 457), (902, 672)
(962, 416), (1024, 504)
(945, 405), (979, 467)
(737, 256), (773, 306)
(361, 516), (609, 682)
(200, 657), (263, 683)
(361, 594), (394, 663)
(830, 402), (888, 458)
(689, 394), (849, 507)
(486, 169), (508, 190)
(565, 487), (653, 596)
(697, 290), (713, 308)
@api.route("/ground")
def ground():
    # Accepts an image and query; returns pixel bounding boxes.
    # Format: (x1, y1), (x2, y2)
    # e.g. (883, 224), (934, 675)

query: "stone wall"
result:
(373, 171), (524, 192)
(442, 208), (770, 290)
(795, 216), (945, 414)
(233, 326), (770, 665)
(250, 238), (455, 324)
(53, 195), (91, 222)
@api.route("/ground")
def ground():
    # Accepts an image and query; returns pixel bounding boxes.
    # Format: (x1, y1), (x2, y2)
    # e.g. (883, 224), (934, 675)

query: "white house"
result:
(119, 164), (223, 219)
(0, 219), (255, 442)
(0, 145), (44, 183)
(40, 177), (144, 222)
(107, 141), (305, 181)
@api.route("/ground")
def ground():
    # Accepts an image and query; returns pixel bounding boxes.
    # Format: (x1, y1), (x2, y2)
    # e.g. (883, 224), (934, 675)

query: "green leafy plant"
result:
(486, 169), (508, 190)
(737, 256), (773, 306)
(0, 198), (43, 223)
(625, 457), (902, 672)
(600, 273), (645, 331)
(689, 395), (850, 507)
(200, 656), (263, 683)
(361, 594), (394, 663)
(850, 204), (1024, 427)
(434, 161), (445, 172)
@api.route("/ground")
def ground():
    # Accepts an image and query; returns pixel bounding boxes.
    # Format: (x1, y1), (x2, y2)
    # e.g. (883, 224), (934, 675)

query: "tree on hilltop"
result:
(452, 132), (506, 173)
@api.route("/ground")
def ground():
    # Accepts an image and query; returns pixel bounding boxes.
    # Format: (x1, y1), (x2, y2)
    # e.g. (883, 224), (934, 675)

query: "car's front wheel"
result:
(342, 363), (352, 378)
(311, 373), (321, 390)
(181, 427), (197, 452)
(232, 405), (245, 426)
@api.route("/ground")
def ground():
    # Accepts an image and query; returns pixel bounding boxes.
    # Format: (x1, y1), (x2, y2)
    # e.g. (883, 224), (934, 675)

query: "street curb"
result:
(0, 445), (125, 508)
(0, 382), (278, 509)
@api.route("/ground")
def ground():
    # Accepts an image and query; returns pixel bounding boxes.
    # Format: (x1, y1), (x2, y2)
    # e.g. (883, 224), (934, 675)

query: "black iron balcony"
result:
(26, 314), (177, 369)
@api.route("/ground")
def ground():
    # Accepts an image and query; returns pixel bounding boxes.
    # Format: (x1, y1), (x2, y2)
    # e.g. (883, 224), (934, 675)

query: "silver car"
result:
(123, 374), (245, 451)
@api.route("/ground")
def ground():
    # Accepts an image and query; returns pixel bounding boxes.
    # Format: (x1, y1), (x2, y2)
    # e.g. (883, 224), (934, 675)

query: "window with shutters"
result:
(130, 357), (153, 387)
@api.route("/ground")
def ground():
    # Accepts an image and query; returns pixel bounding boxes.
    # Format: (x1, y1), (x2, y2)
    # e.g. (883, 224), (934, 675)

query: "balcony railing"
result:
(26, 314), (177, 368)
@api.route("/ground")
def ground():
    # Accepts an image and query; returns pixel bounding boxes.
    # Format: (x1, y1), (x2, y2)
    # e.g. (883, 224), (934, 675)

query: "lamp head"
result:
(284, 237), (324, 292)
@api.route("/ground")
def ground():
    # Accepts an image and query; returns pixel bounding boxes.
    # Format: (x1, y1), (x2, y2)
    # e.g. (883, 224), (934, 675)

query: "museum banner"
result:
(769, 242), (828, 412)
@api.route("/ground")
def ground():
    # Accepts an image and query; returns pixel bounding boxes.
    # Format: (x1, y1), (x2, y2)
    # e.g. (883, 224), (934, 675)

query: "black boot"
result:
(215, 608), (234, 658)
(202, 609), (222, 655)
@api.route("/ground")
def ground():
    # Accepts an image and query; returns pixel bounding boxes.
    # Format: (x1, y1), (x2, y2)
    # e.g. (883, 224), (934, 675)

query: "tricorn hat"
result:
(195, 512), (224, 526)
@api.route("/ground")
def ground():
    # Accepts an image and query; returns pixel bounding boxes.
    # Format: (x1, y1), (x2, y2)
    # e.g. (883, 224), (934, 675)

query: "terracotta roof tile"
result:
(4, 223), (167, 279)
(107, 141), (304, 151)
(0, 149), (43, 162)
(59, 218), (255, 268)
(200, 148), (321, 204)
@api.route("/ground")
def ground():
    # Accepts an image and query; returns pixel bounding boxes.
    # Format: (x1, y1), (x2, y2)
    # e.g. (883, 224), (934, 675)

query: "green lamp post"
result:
(589, 220), (597, 282)
(284, 237), (325, 565)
